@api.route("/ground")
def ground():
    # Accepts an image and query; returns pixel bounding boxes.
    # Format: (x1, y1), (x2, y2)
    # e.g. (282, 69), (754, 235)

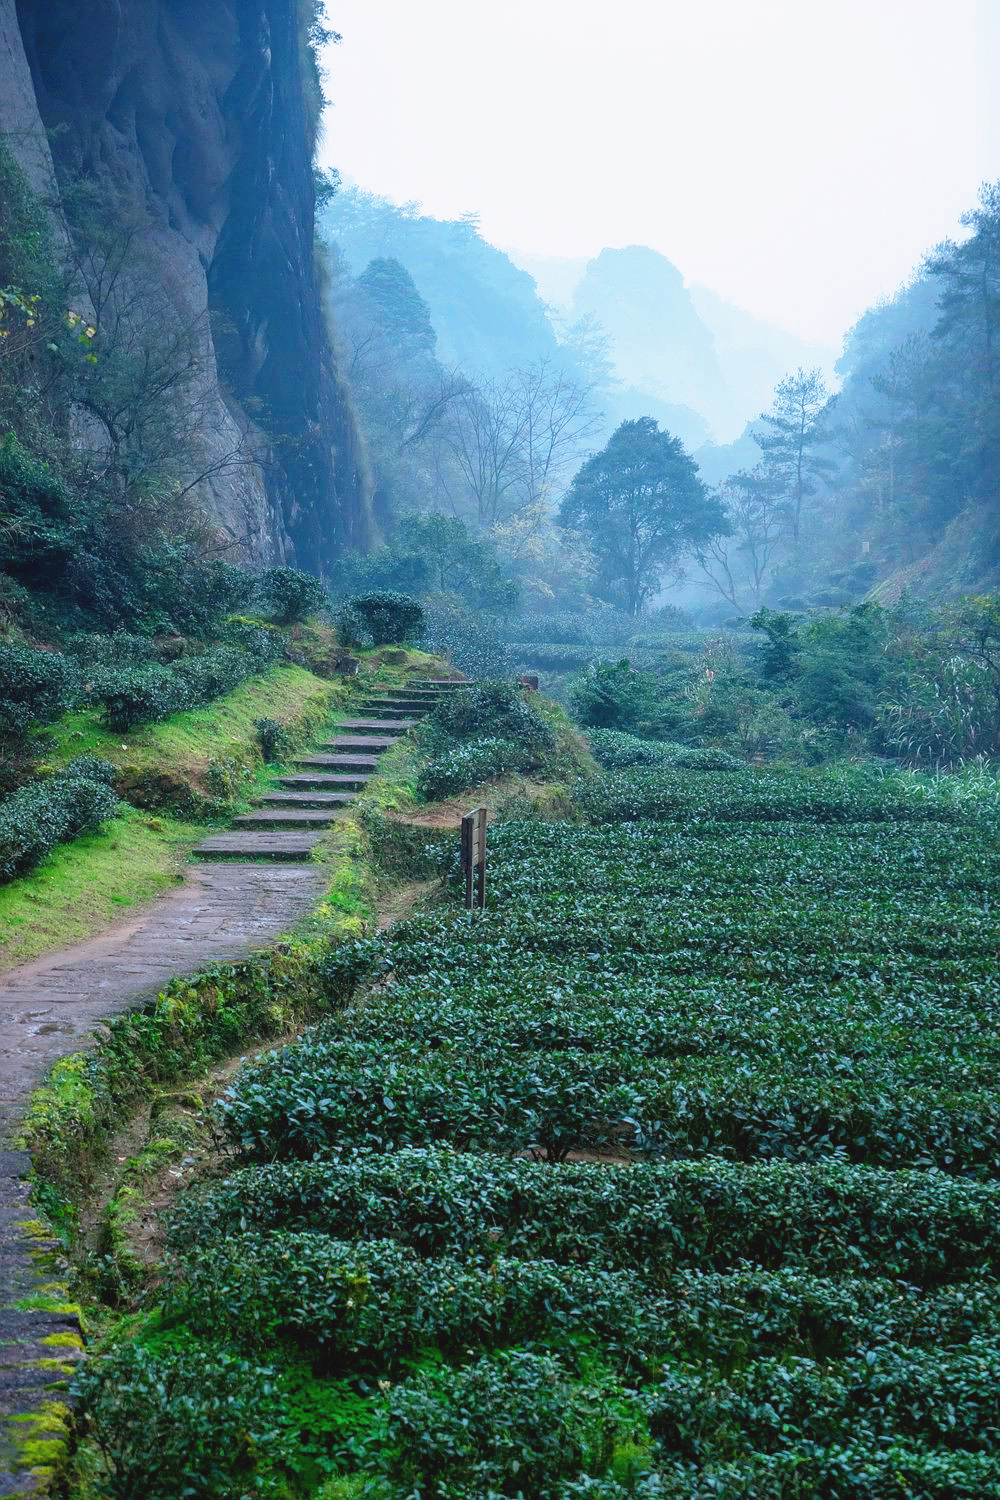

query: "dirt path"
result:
(0, 862), (324, 1138)
(0, 860), (324, 1494)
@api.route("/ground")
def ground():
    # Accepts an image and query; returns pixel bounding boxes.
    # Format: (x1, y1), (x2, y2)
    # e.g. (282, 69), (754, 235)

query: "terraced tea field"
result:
(158, 767), (1000, 1496)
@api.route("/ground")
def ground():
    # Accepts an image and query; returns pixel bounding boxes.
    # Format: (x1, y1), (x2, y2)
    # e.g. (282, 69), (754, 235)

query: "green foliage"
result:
(344, 591), (424, 647)
(427, 679), (555, 752)
(749, 607), (800, 679)
(559, 418), (728, 614)
(588, 729), (740, 771)
(0, 641), (80, 740)
(0, 760), (119, 882)
(571, 764), (962, 825)
(255, 717), (294, 764)
(422, 599), (516, 680)
(257, 566), (328, 626)
(417, 737), (533, 800)
(173, 1149), (1000, 1286)
(145, 745), (1000, 1498)
(71, 1343), (288, 1499)
(376, 1353), (640, 1499)
(570, 660), (664, 736)
(91, 639), (282, 732)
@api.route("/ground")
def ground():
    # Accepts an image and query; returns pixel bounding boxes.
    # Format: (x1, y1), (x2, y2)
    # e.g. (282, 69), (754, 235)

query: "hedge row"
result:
(573, 765), (968, 824)
(172, 1149), (1000, 1285)
(416, 735), (534, 800)
(215, 1027), (1000, 1172)
(0, 641), (80, 739)
(587, 728), (742, 772)
(151, 778), (1000, 1496)
(166, 1232), (662, 1369)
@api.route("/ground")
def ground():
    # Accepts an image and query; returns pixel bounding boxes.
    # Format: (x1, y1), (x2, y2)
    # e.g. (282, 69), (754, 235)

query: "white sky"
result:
(317, 0), (998, 346)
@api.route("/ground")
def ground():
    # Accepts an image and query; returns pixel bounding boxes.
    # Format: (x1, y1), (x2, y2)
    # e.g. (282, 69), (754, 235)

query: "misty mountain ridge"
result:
(511, 244), (835, 444)
(324, 189), (834, 450)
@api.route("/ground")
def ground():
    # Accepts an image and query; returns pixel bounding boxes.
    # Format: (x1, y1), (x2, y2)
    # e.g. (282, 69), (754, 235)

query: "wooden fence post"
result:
(461, 806), (487, 910)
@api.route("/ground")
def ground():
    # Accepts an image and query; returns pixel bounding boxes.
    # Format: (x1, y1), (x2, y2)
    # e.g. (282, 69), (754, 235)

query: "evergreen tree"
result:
(756, 368), (836, 544)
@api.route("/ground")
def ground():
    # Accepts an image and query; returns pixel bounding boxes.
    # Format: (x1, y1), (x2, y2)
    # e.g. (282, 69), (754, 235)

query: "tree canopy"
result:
(558, 417), (727, 614)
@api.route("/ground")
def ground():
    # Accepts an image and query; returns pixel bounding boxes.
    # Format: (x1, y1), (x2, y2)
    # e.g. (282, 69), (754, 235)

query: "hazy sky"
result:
(318, 0), (997, 347)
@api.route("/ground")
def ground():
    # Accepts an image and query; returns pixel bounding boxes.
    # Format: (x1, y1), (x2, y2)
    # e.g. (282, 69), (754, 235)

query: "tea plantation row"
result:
(93, 767), (1000, 1497)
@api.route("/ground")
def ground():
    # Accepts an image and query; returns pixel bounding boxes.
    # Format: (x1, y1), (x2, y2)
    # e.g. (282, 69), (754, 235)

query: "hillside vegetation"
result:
(60, 727), (1000, 1497)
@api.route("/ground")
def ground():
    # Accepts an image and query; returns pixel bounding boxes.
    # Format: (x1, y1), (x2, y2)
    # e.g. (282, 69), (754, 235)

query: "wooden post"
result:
(461, 805), (487, 910)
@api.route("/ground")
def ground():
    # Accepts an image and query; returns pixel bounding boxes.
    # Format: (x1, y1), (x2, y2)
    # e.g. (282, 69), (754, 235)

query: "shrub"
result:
(569, 660), (663, 736)
(221, 617), (284, 660)
(256, 565), (328, 626)
(0, 762), (120, 881)
(422, 599), (515, 679)
(89, 664), (187, 732)
(71, 1343), (288, 1500)
(417, 737), (532, 800)
(587, 729), (679, 769)
(255, 717), (294, 763)
(65, 633), (162, 669)
(64, 755), (117, 785)
(91, 642), (278, 732)
(334, 603), (369, 650)
(346, 590), (424, 647)
(427, 680), (556, 754)
(374, 1352), (640, 1500)
(0, 642), (80, 739)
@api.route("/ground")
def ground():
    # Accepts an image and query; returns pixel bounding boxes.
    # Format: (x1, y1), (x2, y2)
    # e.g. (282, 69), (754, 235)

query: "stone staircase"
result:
(194, 680), (463, 860)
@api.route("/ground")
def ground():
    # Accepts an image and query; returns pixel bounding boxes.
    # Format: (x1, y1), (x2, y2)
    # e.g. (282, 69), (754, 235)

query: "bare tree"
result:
(444, 358), (601, 527)
(696, 468), (785, 610)
(444, 375), (533, 527)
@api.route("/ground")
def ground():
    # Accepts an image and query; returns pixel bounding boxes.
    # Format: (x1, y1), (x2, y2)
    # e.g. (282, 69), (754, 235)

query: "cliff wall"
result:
(1, 0), (372, 571)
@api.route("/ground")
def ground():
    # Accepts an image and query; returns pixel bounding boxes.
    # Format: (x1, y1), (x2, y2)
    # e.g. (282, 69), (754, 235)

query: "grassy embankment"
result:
(0, 665), (342, 972)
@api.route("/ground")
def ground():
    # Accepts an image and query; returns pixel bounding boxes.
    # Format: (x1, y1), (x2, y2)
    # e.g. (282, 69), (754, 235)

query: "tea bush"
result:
(0, 641), (80, 739)
(174, 1152), (1000, 1285)
(255, 716), (295, 764)
(587, 729), (742, 772)
(0, 758), (120, 881)
(425, 680), (555, 753)
(91, 637), (281, 731)
(256, 565), (328, 626)
(71, 1343), (289, 1499)
(416, 736), (533, 800)
(344, 591), (424, 646)
(144, 756), (1000, 1496)
(375, 1353), (641, 1500)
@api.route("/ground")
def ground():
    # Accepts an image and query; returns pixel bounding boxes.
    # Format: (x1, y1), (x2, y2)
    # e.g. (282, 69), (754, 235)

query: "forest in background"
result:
(5, 63), (1000, 797)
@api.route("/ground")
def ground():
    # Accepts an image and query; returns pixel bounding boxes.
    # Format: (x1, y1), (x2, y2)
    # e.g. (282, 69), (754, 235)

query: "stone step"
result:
(335, 718), (415, 734)
(195, 832), (325, 860)
(261, 791), (359, 808)
(364, 700), (430, 714)
(295, 752), (386, 767)
(275, 771), (372, 784)
(321, 737), (397, 752)
(383, 688), (441, 699)
(409, 679), (465, 688)
(234, 809), (345, 828)
(269, 780), (371, 792)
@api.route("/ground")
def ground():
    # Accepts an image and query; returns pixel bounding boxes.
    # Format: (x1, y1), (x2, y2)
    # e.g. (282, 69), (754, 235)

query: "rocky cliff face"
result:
(1, 0), (372, 571)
